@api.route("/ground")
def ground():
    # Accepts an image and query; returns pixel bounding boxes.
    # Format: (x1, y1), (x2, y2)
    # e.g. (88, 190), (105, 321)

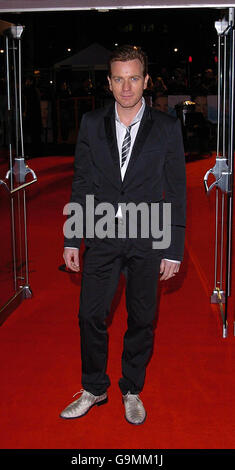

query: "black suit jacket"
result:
(64, 101), (186, 261)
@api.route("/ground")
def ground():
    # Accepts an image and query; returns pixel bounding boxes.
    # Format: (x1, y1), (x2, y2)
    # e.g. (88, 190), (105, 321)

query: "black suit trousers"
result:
(79, 229), (161, 396)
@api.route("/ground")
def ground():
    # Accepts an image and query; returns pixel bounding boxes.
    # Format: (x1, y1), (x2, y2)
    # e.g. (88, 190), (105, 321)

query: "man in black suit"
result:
(60, 45), (186, 425)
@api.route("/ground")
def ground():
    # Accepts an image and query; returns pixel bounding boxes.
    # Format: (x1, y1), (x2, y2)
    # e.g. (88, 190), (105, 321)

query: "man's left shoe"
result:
(122, 392), (146, 425)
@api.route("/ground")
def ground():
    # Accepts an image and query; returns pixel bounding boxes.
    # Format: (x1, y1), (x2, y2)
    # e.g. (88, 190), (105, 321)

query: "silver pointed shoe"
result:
(60, 389), (108, 419)
(122, 392), (146, 425)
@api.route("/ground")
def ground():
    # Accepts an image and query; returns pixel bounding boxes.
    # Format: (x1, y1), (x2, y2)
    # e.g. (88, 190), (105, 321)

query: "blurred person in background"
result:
(23, 76), (42, 157)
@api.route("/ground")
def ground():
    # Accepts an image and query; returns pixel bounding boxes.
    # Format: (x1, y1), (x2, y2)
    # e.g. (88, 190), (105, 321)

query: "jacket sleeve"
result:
(163, 118), (186, 261)
(63, 113), (93, 249)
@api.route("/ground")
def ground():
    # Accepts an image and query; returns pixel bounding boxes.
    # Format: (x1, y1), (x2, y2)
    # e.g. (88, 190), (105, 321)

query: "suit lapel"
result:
(104, 106), (122, 186)
(122, 105), (154, 186)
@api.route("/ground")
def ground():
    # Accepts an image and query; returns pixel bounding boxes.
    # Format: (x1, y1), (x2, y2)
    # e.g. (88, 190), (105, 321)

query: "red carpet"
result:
(0, 152), (235, 449)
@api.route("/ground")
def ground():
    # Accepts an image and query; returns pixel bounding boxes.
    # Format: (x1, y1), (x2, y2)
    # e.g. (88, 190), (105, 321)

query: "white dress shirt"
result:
(115, 97), (145, 218)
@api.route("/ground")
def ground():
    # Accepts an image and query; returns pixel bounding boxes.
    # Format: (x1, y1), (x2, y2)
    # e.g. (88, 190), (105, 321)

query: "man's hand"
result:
(63, 248), (80, 272)
(159, 259), (180, 281)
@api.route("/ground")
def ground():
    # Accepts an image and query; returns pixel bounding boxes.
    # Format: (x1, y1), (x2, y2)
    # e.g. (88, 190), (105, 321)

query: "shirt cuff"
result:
(64, 247), (79, 250)
(163, 258), (181, 264)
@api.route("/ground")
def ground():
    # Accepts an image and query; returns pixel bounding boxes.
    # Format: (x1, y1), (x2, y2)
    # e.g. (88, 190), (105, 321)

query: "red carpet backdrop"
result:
(0, 152), (235, 449)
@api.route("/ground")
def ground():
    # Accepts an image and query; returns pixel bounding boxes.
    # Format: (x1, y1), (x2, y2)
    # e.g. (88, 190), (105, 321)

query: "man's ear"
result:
(107, 75), (112, 91)
(144, 74), (150, 90)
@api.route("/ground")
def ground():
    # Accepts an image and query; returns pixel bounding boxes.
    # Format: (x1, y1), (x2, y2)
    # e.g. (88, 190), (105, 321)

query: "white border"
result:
(0, 4), (234, 13)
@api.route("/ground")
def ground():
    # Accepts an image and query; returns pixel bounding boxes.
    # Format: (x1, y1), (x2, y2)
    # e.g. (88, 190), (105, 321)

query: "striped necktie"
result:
(121, 125), (132, 167)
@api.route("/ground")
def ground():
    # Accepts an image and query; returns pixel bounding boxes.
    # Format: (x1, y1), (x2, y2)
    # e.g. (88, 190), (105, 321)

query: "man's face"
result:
(108, 59), (149, 111)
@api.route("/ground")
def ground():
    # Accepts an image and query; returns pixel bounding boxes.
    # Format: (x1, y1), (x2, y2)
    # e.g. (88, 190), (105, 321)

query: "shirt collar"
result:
(115, 97), (145, 127)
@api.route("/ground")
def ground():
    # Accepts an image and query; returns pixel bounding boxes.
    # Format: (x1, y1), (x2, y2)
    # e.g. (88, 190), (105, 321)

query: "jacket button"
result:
(121, 190), (125, 195)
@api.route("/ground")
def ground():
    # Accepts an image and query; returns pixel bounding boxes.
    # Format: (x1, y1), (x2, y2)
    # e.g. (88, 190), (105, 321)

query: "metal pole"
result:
(5, 35), (13, 190)
(217, 35), (221, 158)
(5, 34), (17, 292)
(219, 193), (225, 289)
(23, 189), (29, 285)
(227, 20), (235, 331)
(213, 34), (221, 294)
(18, 37), (25, 159)
(13, 37), (19, 158)
(219, 33), (227, 291)
(228, 27), (234, 300)
(214, 188), (219, 292)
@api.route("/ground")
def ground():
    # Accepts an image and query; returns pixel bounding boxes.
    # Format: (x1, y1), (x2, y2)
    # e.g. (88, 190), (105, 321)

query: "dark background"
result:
(0, 8), (223, 80)
(0, 7), (224, 155)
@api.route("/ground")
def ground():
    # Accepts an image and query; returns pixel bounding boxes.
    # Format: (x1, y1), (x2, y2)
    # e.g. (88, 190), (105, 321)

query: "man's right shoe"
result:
(60, 389), (108, 419)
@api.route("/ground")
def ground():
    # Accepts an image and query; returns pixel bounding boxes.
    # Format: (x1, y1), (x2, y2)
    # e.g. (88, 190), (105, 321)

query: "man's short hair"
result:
(108, 45), (148, 77)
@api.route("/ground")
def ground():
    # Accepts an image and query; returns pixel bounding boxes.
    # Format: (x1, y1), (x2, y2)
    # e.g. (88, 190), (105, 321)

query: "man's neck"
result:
(116, 100), (143, 127)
